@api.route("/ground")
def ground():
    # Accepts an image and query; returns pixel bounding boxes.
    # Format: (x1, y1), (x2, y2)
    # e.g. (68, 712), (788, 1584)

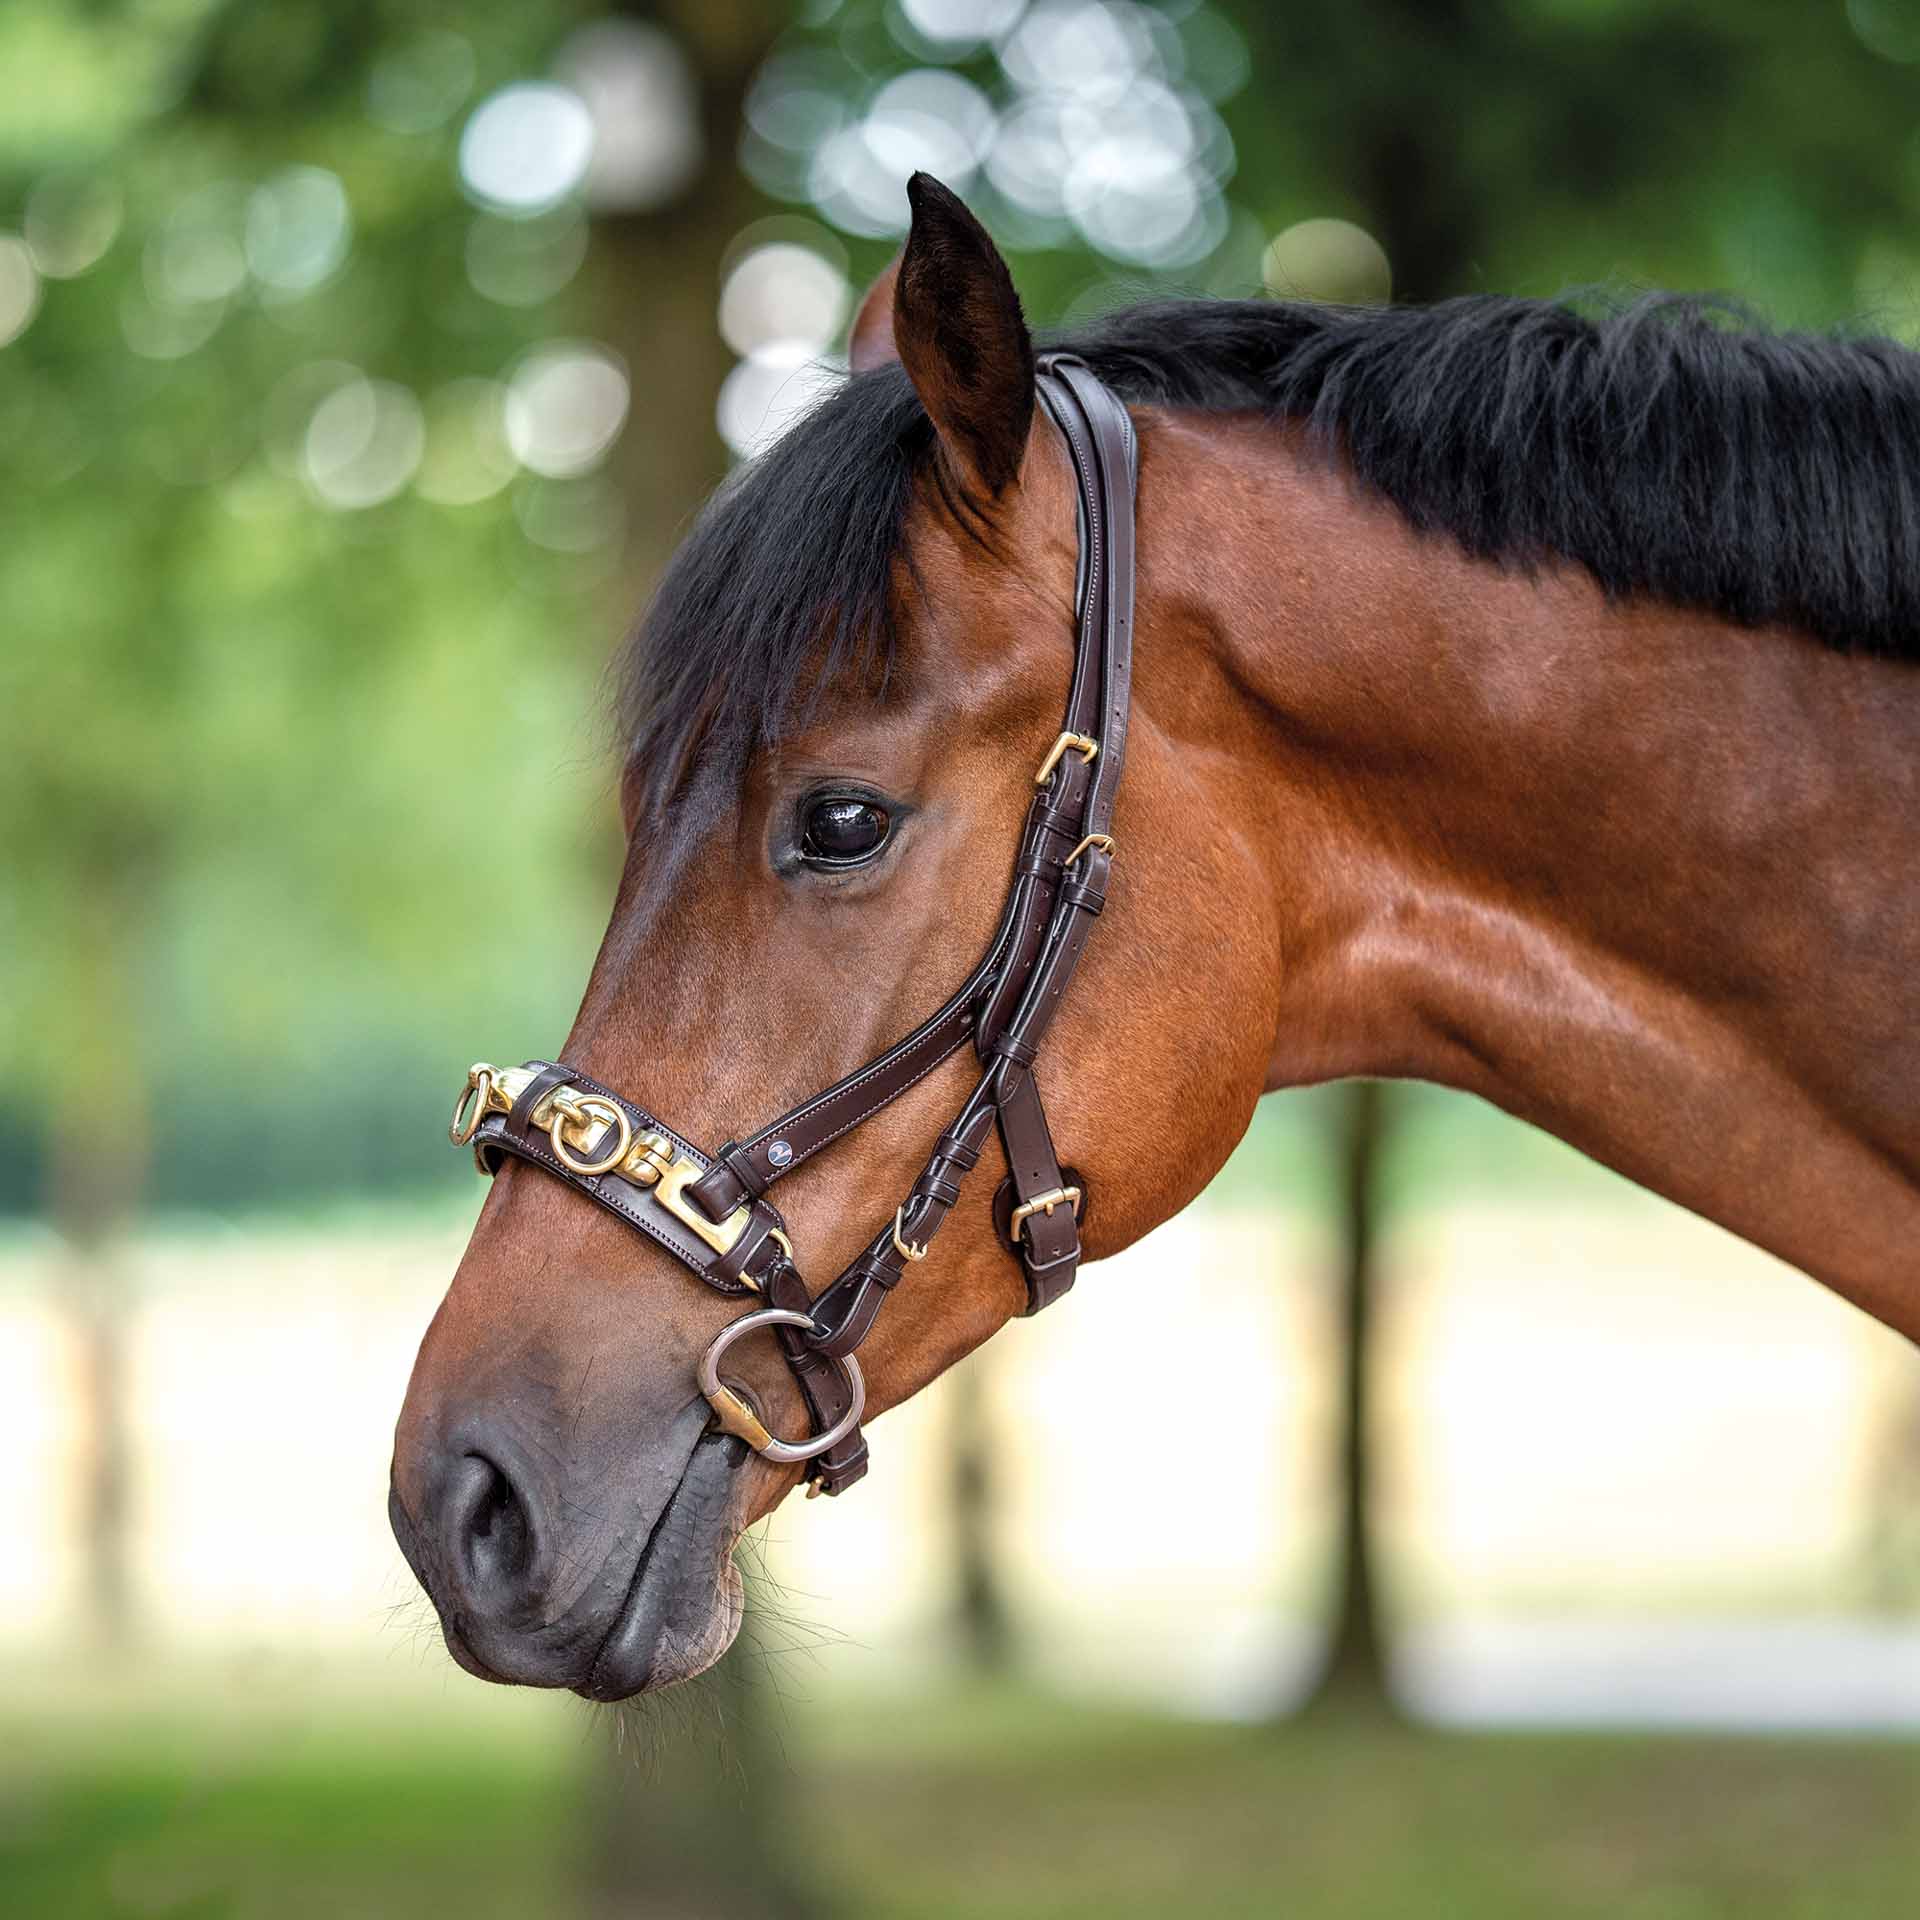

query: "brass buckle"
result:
(652, 1155), (753, 1256)
(891, 1207), (929, 1263)
(1009, 1185), (1082, 1237)
(619, 1129), (679, 1184)
(1063, 833), (1115, 868)
(609, 1128), (748, 1254)
(1034, 731), (1098, 786)
(622, 1130), (785, 1289)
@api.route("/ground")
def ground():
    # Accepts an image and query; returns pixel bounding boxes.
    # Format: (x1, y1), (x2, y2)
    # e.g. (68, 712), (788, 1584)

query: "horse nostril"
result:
(450, 1451), (536, 1595)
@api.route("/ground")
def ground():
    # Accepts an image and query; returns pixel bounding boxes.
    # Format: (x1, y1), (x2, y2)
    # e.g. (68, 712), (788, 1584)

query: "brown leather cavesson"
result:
(449, 358), (1137, 1494)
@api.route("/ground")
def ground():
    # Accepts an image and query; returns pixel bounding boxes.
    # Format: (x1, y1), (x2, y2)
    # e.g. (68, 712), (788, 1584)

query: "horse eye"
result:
(800, 796), (892, 867)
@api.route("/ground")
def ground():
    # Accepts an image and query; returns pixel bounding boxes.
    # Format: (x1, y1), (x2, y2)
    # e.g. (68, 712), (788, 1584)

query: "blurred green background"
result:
(4, 2), (1920, 1915)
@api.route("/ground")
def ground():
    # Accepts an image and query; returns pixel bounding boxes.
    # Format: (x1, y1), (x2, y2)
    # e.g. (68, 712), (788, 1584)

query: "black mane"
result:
(616, 294), (1920, 798)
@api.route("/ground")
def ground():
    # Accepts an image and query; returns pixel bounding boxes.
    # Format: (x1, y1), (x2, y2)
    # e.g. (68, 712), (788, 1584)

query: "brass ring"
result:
(450, 1065), (496, 1147)
(550, 1095), (632, 1177)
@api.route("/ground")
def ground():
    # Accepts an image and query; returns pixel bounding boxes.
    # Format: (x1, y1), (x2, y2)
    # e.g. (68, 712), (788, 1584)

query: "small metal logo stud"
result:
(768, 1139), (793, 1167)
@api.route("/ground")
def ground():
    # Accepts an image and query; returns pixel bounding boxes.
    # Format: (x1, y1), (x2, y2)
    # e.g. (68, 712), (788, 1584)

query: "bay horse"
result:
(391, 173), (1920, 1701)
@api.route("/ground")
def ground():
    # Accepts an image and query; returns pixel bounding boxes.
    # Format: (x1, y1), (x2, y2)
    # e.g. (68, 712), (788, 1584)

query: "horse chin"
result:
(574, 1433), (749, 1701)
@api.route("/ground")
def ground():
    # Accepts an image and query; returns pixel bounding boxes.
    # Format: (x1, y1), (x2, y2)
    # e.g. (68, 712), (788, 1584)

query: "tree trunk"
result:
(68, 1268), (137, 1648)
(1275, 3), (1483, 1721)
(947, 1355), (1014, 1675)
(1300, 1080), (1392, 1716)
(593, 1), (790, 605)
(581, 1625), (819, 1920)
(576, 9), (822, 1913)
(46, 854), (150, 1649)
(1859, 1353), (1920, 1614)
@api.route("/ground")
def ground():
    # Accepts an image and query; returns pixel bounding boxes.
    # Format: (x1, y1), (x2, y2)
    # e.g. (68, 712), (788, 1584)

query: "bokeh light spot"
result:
(747, 50), (852, 155)
(459, 84), (595, 217)
(870, 68), (996, 173)
(1849, 0), (1920, 63)
(465, 208), (588, 309)
(809, 68), (996, 235)
(303, 378), (426, 509)
(246, 167), (352, 296)
(120, 290), (224, 360)
(367, 29), (477, 133)
(23, 175), (122, 279)
(1263, 218), (1393, 306)
(988, 96), (1093, 214)
(555, 19), (703, 212)
(263, 362), (360, 476)
(717, 345), (841, 459)
(896, 0), (1028, 55)
(720, 242), (850, 357)
(147, 186), (247, 308)
(1059, 75), (1217, 266)
(1000, 0), (1147, 101)
(505, 342), (630, 477)
(1178, 6), (1251, 103)
(0, 235), (43, 349)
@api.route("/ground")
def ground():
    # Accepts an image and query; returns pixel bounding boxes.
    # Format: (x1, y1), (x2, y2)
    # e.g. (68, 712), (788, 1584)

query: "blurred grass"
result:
(10, 1688), (1918, 1919)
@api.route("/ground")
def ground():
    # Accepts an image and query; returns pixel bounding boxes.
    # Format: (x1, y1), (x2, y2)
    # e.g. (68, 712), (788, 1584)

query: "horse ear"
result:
(891, 172), (1035, 497)
(848, 251), (902, 371)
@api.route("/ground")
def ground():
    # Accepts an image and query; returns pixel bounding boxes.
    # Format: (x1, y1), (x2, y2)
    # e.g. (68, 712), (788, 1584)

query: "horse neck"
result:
(1143, 409), (1920, 1339)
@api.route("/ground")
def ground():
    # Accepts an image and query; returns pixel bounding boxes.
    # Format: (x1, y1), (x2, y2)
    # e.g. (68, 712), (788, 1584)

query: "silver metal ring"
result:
(697, 1307), (866, 1465)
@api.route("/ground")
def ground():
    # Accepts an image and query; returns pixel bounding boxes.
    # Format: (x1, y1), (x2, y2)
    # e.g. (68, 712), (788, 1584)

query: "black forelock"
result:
(613, 363), (929, 813)
(615, 292), (1920, 803)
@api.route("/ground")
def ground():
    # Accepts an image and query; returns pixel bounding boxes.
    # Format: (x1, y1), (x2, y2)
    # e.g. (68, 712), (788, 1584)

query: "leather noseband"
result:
(448, 357), (1137, 1495)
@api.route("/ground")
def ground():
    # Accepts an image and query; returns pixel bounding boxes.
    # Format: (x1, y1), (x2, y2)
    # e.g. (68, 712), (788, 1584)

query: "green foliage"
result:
(0, 2), (614, 1215)
(1224, 0), (1920, 315)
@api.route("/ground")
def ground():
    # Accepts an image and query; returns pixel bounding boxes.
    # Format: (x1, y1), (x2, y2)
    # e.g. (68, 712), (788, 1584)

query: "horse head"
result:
(389, 177), (1278, 1698)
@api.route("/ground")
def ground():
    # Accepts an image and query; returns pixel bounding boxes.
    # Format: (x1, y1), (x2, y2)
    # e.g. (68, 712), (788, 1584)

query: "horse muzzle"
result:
(388, 1395), (746, 1699)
